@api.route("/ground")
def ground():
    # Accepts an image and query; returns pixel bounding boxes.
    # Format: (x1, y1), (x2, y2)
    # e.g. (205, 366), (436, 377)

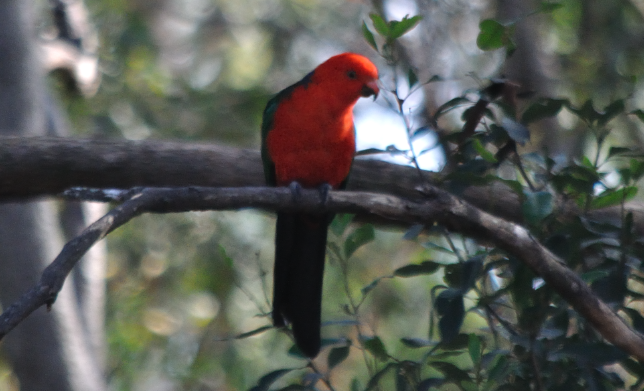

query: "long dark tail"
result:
(272, 212), (330, 357)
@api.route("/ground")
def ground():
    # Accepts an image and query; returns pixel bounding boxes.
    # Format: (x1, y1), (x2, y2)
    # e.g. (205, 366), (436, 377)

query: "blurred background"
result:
(0, 0), (643, 390)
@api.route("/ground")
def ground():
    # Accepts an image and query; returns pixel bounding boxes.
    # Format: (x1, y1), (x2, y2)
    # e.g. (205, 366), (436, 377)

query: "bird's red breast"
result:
(266, 53), (379, 188)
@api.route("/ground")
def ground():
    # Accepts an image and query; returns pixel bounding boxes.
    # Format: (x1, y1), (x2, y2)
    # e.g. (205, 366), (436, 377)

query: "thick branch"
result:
(0, 186), (643, 361)
(0, 136), (640, 234)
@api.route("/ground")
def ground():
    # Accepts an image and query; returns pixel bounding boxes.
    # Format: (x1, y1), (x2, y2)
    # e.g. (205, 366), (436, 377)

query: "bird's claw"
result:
(289, 181), (303, 202)
(318, 183), (332, 205)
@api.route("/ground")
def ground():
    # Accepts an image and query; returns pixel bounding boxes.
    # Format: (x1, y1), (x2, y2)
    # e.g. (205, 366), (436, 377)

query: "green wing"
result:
(260, 71), (315, 186)
(261, 95), (279, 186)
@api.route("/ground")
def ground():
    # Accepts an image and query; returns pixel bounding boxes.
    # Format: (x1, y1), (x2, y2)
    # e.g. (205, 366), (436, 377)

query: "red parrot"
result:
(261, 53), (379, 357)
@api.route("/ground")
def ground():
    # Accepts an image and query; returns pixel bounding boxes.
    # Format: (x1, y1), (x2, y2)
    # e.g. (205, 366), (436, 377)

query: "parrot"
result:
(261, 52), (379, 358)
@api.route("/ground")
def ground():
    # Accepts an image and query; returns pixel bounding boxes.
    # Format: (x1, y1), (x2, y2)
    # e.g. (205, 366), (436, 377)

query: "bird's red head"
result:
(311, 52), (380, 104)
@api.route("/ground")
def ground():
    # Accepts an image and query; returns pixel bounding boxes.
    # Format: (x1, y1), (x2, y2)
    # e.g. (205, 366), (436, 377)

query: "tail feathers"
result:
(272, 212), (329, 358)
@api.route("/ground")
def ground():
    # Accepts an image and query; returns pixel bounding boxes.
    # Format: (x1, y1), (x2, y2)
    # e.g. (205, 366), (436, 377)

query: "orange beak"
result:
(361, 79), (380, 99)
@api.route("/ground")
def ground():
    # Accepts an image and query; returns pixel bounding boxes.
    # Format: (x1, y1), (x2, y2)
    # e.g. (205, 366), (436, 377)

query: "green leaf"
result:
(363, 336), (389, 361)
(389, 15), (423, 39)
(400, 337), (434, 348)
(522, 190), (554, 225)
(403, 223), (424, 240)
(631, 158), (644, 180)
(468, 334), (482, 366)
(590, 186), (637, 209)
(369, 13), (390, 37)
(486, 354), (509, 382)
(362, 22), (378, 51)
(330, 213), (354, 236)
(471, 139), (498, 163)
(394, 261), (441, 277)
(344, 224), (375, 258)
(327, 345), (351, 369)
(355, 147), (388, 156)
(434, 96), (470, 118)
(550, 342), (627, 365)
(361, 277), (384, 296)
(631, 109), (644, 124)
(421, 241), (456, 255)
(408, 68), (419, 88)
(521, 98), (566, 123)
(428, 361), (472, 383)
(234, 325), (273, 339)
(598, 99), (625, 125)
(476, 19), (509, 51)
(443, 258), (482, 291)
(365, 363), (396, 391)
(418, 378), (444, 391)
(567, 99), (601, 123)
(249, 368), (295, 391)
(351, 379), (362, 391)
(426, 75), (443, 84)
(275, 385), (307, 391)
(501, 117), (530, 145)
(580, 269), (611, 283)
(538, 2), (564, 13)
(607, 146), (634, 159)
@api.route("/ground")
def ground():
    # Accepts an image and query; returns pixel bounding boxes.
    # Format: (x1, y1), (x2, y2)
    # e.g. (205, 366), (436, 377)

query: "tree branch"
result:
(0, 136), (642, 234)
(0, 185), (643, 361)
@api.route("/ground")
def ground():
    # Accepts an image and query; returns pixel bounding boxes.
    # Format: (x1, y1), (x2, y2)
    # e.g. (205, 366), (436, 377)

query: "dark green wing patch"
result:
(261, 71), (315, 186)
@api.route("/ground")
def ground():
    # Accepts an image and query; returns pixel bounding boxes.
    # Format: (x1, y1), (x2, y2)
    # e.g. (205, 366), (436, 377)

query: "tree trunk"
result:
(0, 2), (105, 390)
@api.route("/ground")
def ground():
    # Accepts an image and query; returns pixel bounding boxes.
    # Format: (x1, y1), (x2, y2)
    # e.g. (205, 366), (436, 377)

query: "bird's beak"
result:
(361, 79), (380, 99)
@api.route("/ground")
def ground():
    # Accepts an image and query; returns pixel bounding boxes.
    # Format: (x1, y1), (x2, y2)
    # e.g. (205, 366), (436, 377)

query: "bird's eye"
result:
(347, 70), (357, 79)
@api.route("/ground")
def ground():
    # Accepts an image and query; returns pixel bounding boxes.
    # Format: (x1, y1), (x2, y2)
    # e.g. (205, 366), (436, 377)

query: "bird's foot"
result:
(318, 183), (332, 205)
(288, 181), (303, 202)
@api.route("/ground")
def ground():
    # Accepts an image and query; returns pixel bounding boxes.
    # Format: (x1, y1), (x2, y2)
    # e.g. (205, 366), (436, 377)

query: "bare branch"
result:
(0, 185), (643, 361)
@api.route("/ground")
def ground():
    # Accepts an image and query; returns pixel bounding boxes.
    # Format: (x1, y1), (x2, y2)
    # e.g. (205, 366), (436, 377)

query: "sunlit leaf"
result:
(369, 13), (390, 37)
(590, 186), (637, 209)
(471, 139), (497, 163)
(362, 22), (378, 51)
(477, 19), (509, 51)
(390, 15), (423, 39)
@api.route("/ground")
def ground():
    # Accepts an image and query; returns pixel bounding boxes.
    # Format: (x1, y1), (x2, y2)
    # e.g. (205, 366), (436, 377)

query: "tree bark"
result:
(0, 136), (639, 236)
